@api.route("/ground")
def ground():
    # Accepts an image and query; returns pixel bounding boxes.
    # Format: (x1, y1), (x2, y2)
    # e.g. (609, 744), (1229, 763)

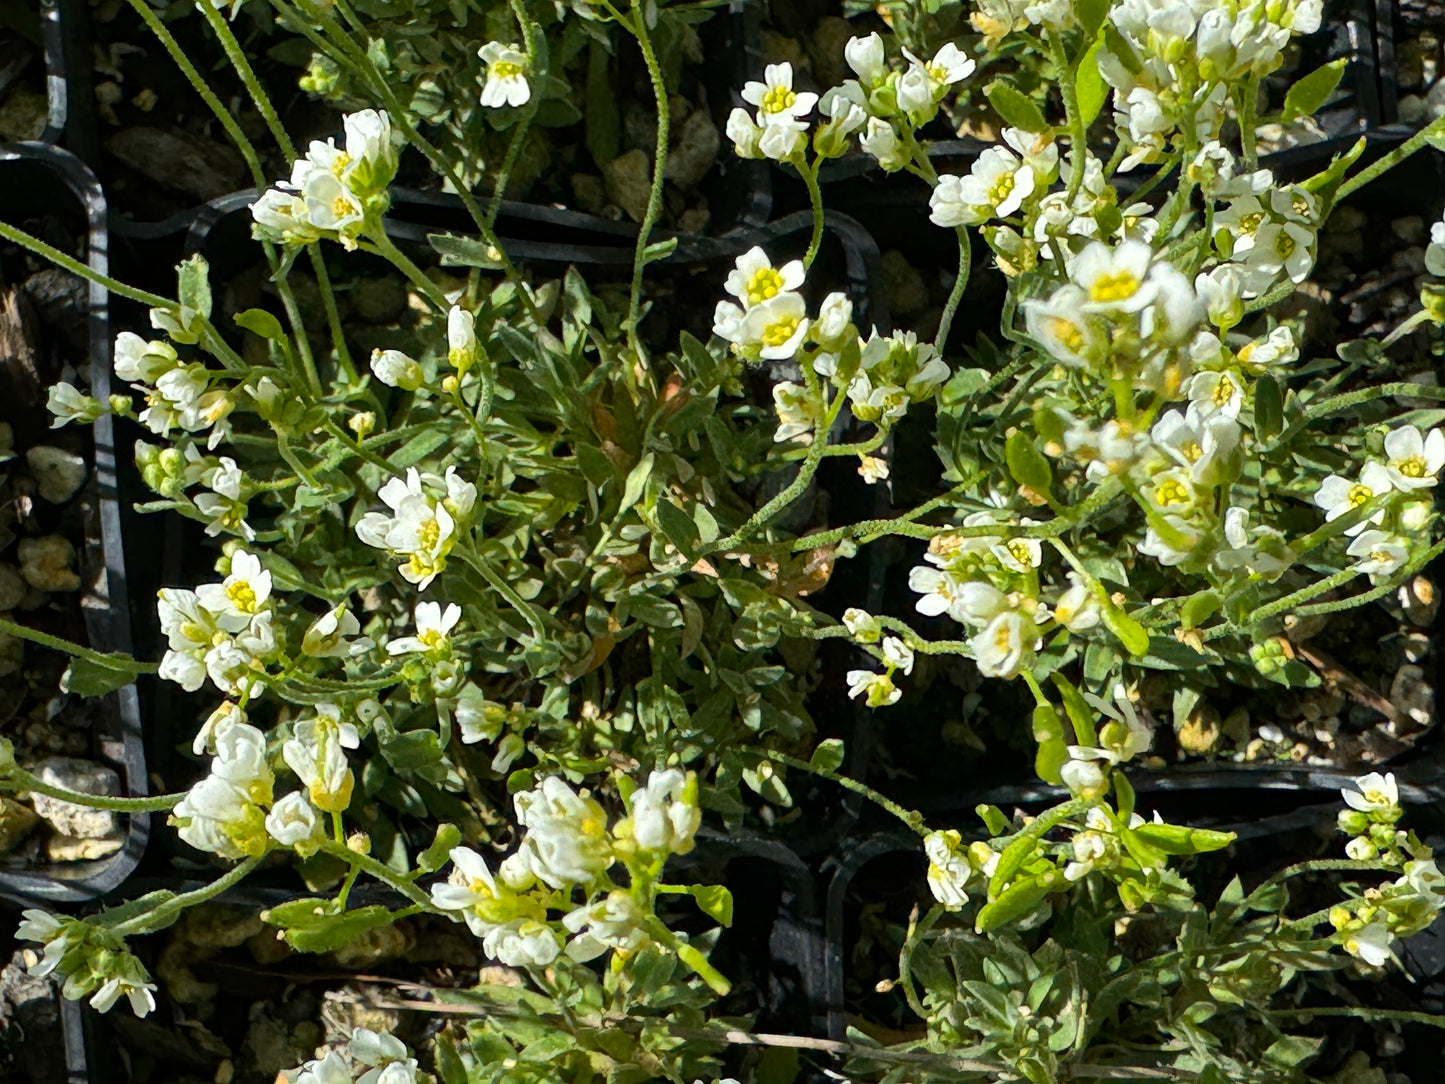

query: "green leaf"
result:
(234, 308), (285, 341)
(1131, 823), (1236, 855)
(809, 737), (846, 773)
(1254, 373), (1283, 442)
(642, 236), (679, 264)
(61, 655), (144, 698)
(585, 40), (620, 167)
(391, 429), (450, 469)
(1051, 674), (1098, 747)
(1005, 430), (1053, 494)
(1301, 135), (1366, 194)
(986, 82), (1049, 134)
(428, 232), (507, 269)
(261, 899), (399, 953)
(1282, 59), (1347, 121)
(417, 824), (462, 874)
(1075, 0), (1109, 39)
(1180, 591), (1222, 631)
(1262, 1036), (1323, 1070)
(655, 498), (700, 556)
(1102, 602), (1150, 658)
(1035, 739), (1068, 785)
(618, 452), (654, 516)
(977, 873), (1058, 932)
(1075, 42), (1108, 127)
(689, 884), (733, 926)
(976, 804), (1010, 835)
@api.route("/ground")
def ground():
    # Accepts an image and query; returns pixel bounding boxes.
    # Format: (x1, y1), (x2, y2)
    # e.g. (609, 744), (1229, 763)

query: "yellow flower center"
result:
(1396, 455), (1427, 478)
(416, 517), (441, 552)
(761, 317), (802, 349)
(1236, 342), (1256, 364)
(927, 63), (948, 84)
(492, 61), (523, 79)
(418, 628), (447, 650)
(1370, 548), (1392, 564)
(746, 267), (786, 306)
(330, 152), (352, 177)
(1292, 194), (1310, 217)
(1347, 483), (1373, 508)
(226, 581), (257, 612)
(1364, 788), (1388, 805)
(405, 553), (443, 580)
(1181, 440), (1202, 463)
(992, 621), (1015, 651)
(1049, 317), (1085, 353)
(1155, 478), (1190, 506)
(1088, 271), (1141, 304)
(761, 85), (796, 114)
(988, 171), (1016, 206)
(331, 195), (357, 219)
(1212, 375), (1236, 407)
(1276, 231), (1296, 258)
(1238, 212), (1264, 234)
(1006, 540), (1033, 567)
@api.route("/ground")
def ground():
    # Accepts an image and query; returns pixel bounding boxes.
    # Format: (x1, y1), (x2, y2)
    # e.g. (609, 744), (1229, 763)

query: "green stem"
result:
(1258, 858), (1397, 892)
(1238, 75), (1260, 172)
(362, 229), (451, 311)
(1336, 112), (1445, 202)
(320, 416), (406, 479)
(318, 839), (437, 911)
(111, 854), (267, 937)
(801, 161), (825, 269)
(308, 245), (358, 383)
(934, 227), (971, 352)
(6, 770), (183, 813)
(765, 751), (925, 835)
(1263, 1006), (1445, 1029)
(0, 219), (171, 309)
(457, 546), (549, 640)
(0, 616), (158, 673)
(1049, 32), (1087, 202)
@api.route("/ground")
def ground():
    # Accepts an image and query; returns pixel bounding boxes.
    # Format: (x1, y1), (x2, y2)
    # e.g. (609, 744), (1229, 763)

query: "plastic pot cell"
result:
(0, 141), (148, 905)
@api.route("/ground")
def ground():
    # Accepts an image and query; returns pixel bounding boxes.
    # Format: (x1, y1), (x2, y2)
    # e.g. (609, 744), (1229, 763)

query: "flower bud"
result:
(348, 411), (376, 439)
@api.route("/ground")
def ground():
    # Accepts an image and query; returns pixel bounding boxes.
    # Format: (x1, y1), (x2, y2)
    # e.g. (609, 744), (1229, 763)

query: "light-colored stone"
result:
(28, 757), (119, 840)
(0, 797), (38, 854)
(17, 536), (79, 592)
(45, 830), (124, 862)
(665, 109), (719, 189)
(25, 447), (87, 504)
(603, 149), (652, 223)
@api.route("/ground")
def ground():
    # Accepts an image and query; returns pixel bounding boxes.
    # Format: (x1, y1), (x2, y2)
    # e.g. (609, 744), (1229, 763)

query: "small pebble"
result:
(25, 446), (87, 504)
(18, 536), (81, 592)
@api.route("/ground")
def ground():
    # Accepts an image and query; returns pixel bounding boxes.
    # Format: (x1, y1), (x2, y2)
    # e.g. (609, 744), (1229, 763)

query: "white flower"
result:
(1343, 918), (1392, 967)
(563, 891), (648, 961)
(844, 33), (887, 87)
(351, 1029), (418, 1084)
(628, 769), (700, 855)
(113, 332), (178, 384)
(1427, 218), (1445, 277)
(1346, 530), (1410, 580)
(1195, 265), (1244, 329)
(514, 777), (613, 888)
(265, 791), (326, 854)
(930, 148), (1034, 227)
(757, 118), (808, 161)
(195, 550), (272, 633)
(1382, 425), (1445, 490)
(813, 292), (854, 348)
(89, 966), (157, 1017)
(479, 42), (530, 108)
(970, 610), (1030, 678)
(725, 247), (805, 310)
(454, 683), (504, 745)
(193, 700), (246, 756)
(924, 830), (974, 910)
(1185, 370), (1244, 419)
(1234, 325), (1297, 371)
(172, 725), (273, 860)
(1341, 771), (1398, 814)
(1023, 285), (1096, 366)
(431, 846), (503, 917)
(743, 293), (810, 360)
(1054, 573), (1101, 631)
(741, 63), (817, 124)
(1214, 506), (1293, 578)
(725, 107), (763, 159)
(282, 706), (360, 813)
(881, 635), (914, 675)
(386, 600), (462, 656)
(1071, 240), (1157, 313)
(1405, 859), (1445, 906)
(859, 118), (907, 171)
(1151, 408), (1240, 484)
(1059, 754), (1107, 797)
(302, 605), (371, 658)
(370, 349), (425, 390)
(292, 1052), (353, 1084)
(842, 608), (881, 642)
(772, 381), (820, 443)
(1313, 462), (1394, 536)
(846, 669), (900, 707)
(47, 382), (105, 427)
(448, 306), (478, 373)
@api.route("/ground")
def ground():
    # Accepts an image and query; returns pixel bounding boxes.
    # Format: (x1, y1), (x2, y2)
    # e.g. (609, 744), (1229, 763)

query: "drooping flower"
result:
(479, 42), (531, 108)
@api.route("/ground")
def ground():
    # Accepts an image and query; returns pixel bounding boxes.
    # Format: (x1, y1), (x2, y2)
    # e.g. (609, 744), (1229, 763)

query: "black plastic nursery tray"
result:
(0, 140), (148, 907)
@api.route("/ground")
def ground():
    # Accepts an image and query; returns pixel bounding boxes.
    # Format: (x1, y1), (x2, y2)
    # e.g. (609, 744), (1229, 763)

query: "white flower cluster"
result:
(1314, 425), (1443, 582)
(1100, 0), (1323, 170)
(355, 466), (477, 590)
(726, 63), (819, 162)
(172, 720), (273, 859)
(816, 330), (950, 426)
(1211, 169), (1320, 298)
(157, 550), (283, 695)
(923, 828), (999, 909)
(287, 1027), (419, 1084)
(111, 330), (232, 448)
(252, 110), (398, 250)
(369, 305), (479, 391)
(15, 911), (157, 1016)
(429, 770), (701, 968)
(1331, 773), (1445, 967)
